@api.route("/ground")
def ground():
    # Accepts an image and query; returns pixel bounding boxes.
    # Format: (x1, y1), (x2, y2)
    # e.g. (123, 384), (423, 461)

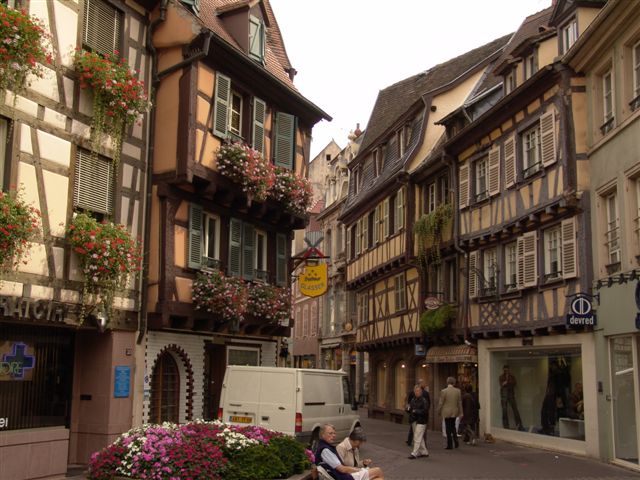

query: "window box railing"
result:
(629, 94), (640, 112)
(606, 261), (621, 275)
(600, 116), (615, 135)
(254, 269), (269, 283)
(201, 256), (221, 271)
(475, 190), (489, 203)
(543, 272), (562, 283)
(523, 161), (542, 178)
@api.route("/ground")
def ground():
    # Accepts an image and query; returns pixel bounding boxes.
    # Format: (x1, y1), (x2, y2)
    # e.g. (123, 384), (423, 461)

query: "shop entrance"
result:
(610, 336), (639, 465)
(204, 343), (226, 420)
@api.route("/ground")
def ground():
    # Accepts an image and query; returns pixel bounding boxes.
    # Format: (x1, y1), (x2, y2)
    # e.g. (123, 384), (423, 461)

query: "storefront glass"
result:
(491, 347), (584, 440)
(611, 336), (638, 464)
(394, 361), (408, 409)
(376, 363), (387, 408)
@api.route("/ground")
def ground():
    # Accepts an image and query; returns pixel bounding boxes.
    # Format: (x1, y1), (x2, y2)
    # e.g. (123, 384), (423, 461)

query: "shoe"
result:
(408, 454), (417, 459)
(405, 441), (412, 446)
(445, 446), (453, 450)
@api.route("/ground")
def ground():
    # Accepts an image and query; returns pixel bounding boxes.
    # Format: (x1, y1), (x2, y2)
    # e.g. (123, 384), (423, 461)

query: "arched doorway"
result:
(150, 351), (180, 423)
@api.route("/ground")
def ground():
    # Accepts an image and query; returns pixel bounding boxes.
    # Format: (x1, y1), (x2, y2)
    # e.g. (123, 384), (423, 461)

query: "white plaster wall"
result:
(53, 0), (79, 67)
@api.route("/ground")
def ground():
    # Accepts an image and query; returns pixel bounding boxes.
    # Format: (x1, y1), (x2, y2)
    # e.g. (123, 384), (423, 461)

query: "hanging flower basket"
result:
(271, 167), (313, 216)
(217, 142), (275, 203)
(192, 269), (247, 325)
(0, 3), (52, 97)
(246, 283), (290, 325)
(420, 304), (456, 334)
(73, 50), (150, 169)
(66, 213), (142, 325)
(0, 188), (40, 272)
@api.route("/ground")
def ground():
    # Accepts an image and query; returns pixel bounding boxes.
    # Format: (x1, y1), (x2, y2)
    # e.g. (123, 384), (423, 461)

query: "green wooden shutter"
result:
(213, 73), (230, 138)
(242, 223), (255, 280)
(229, 218), (242, 277)
(253, 97), (266, 156)
(276, 233), (287, 286)
(249, 16), (264, 61)
(188, 204), (203, 269)
(274, 112), (295, 169)
(181, 0), (200, 14)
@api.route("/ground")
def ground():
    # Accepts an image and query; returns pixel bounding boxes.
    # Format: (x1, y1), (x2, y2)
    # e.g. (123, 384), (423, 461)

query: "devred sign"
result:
(299, 264), (328, 297)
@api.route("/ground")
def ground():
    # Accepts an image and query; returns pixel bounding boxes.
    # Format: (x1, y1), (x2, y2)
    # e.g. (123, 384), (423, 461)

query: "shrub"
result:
(420, 304), (456, 334)
(267, 436), (312, 476)
(222, 443), (288, 480)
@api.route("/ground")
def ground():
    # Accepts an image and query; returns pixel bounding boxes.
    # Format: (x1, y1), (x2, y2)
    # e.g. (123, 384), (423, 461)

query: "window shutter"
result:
(488, 146), (501, 196)
(373, 205), (380, 244)
(383, 198), (390, 238)
(188, 204), (203, 269)
(83, 0), (122, 55)
(362, 216), (368, 250)
(229, 218), (242, 277)
(181, 0), (200, 14)
(540, 111), (556, 167)
(274, 112), (295, 169)
(355, 219), (361, 255)
(504, 135), (516, 188)
(74, 149), (114, 215)
(469, 251), (478, 298)
(213, 73), (230, 138)
(459, 163), (469, 208)
(252, 97), (266, 156)
(517, 231), (537, 288)
(346, 226), (352, 260)
(397, 188), (405, 229)
(242, 223), (255, 280)
(561, 217), (577, 279)
(249, 16), (264, 61)
(276, 233), (287, 286)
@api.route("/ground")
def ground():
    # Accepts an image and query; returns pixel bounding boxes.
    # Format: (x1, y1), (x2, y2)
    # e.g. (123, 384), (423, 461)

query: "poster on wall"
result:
(0, 341), (36, 381)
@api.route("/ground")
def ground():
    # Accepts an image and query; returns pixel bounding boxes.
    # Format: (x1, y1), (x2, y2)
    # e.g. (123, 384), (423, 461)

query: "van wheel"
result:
(310, 429), (320, 453)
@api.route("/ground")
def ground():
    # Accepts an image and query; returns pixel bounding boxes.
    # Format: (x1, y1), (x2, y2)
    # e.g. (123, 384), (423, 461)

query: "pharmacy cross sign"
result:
(2, 342), (35, 380)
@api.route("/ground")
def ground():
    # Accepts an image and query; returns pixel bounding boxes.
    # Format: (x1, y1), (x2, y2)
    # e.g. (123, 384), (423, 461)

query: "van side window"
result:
(342, 377), (351, 404)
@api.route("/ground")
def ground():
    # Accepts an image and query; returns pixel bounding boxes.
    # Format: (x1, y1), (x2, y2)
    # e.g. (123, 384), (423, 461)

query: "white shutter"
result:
(274, 112), (295, 169)
(83, 0), (122, 55)
(540, 111), (556, 167)
(188, 204), (203, 269)
(252, 97), (266, 156)
(561, 217), (577, 279)
(517, 231), (537, 288)
(74, 149), (114, 215)
(228, 218), (242, 277)
(469, 251), (478, 298)
(459, 163), (470, 208)
(488, 146), (501, 196)
(504, 135), (516, 188)
(213, 73), (230, 138)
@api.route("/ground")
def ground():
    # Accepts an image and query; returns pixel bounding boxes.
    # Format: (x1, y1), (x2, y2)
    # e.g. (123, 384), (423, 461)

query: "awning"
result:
(425, 345), (477, 363)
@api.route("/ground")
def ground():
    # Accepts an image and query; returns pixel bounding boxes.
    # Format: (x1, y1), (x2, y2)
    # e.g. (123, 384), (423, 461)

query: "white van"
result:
(218, 365), (360, 448)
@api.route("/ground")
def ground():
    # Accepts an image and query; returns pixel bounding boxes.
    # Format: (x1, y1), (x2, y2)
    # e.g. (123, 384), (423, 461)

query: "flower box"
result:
(0, 188), (40, 272)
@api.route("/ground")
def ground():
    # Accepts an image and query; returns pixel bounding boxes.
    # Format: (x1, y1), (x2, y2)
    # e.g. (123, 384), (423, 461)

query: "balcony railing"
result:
(600, 116), (615, 135)
(201, 256), (221, 271)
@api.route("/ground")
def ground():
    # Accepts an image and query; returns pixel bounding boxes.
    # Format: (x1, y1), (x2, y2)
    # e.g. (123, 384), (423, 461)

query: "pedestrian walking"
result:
(407, 384), (429, 459)
(437, 376), (462, 449)
(460, 384), (479, 445)
(405, 379), (430, 446)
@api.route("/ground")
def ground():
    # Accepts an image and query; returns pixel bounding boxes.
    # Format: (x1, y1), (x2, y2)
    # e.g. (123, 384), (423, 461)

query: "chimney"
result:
(286, 67), (297, 81)
(354, 123), (362, 137)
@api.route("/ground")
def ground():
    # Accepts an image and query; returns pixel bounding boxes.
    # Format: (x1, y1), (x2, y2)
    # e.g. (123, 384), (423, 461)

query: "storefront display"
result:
(491, 347), (584, 440)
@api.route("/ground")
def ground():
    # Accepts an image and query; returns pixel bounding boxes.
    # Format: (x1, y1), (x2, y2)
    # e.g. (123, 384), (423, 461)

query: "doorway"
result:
(204, 343), (226, 420)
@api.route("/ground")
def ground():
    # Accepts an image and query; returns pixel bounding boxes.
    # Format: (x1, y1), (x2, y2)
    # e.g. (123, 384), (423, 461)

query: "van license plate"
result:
(230, 415), (252, 423)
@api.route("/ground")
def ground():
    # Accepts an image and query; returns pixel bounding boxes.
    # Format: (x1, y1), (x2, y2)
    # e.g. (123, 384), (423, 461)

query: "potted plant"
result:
(246, 283), (290, 325)
(66, 213), (141, 325)
(0, 188), (40, 272)
(216, 142), (275, 203)
(0, 3), (52, 97)
(192, 269), (247, 325)
(271, 167), (313, 216)
(74, 50), (150, 168)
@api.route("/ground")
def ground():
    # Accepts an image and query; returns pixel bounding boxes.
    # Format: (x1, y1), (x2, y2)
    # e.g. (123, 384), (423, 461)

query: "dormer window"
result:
(505, 71), (515, 94)
(249, 15), (265, 62)
(524, 52), (537, 80)
(561, 19), (578, 54)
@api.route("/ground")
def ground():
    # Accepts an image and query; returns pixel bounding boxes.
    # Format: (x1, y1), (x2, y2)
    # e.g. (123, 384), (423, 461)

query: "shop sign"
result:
(350, 349), (357, 365)
(415, 344), (426, 356)
(0, 341), (35, 381)
(0, 417), (8, 429)
(0, 295), (68, 324)
(566, 295), (597, 326)
(424, 297), (442, 310)
(299, 264), (328, 297)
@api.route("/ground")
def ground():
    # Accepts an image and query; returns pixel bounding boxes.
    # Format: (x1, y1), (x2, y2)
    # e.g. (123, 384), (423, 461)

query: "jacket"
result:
(437, 384), (462, 418)
(336, 437), (362, 468)
(315, 439), (354, 480)
(408, 395), (428, 424)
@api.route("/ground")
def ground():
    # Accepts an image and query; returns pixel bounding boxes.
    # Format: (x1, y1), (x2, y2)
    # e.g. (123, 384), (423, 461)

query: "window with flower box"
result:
(254, 229), (268, 282)
(82, 0), (123, 55)
(228, 218), (273, 282)
(73, 148), (114, 218)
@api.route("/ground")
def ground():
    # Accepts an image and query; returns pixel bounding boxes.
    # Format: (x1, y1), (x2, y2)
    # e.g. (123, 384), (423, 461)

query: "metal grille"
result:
(83, 0), (123, 55)
(0, 324), (74, 430)
(74, 149), (114, 215)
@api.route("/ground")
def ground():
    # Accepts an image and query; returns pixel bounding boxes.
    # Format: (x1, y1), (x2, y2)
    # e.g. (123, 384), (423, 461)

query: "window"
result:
(0, 116), (8, 189)
(229, 91), (242, 137)
(602, 70), (615, 134)
(150, 351), (180, 424)
(504, 242), (517, 290)
(505, 71), (515, 94)
(482, 248), (497, 295)
(394, 273), (406, 312)
(353, 166), (361, 195)
(325, 229), (332, 260)
(276, 233), (287, 286)
(203, 213), (220, 270)
(254, 229), (267, 282)
(475, 157), (488, 201)
(524, 53), (537, 80)
(383, 198), (390, 237)
(248, 15), (265, 62)
(74, 149), (114, 217)
(427, 183), (436, 213)
(438, 175), (450, 205)
(367, 211), (374, 248)
(252, 98), (266, 155)
(634, 178), (640, 250)
(633, 41), (640, 108)
(544, 226), (562, 280)
(188, 205), (220, 270)
(522, 125), (541, 177)
(561, 19), (578, 54)
(394, 188), (405, 232)
(445, 259), (456, 302)
(83, 0), (123, 55)
(605, 192), (621, 266)
(358, 291), (369, 324)
(227, 346), (259, 366)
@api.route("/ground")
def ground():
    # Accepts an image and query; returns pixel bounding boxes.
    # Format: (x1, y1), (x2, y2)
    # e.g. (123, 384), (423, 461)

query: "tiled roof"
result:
(359, 34), (512, 154)
(198, 0), (296, 90)
(493, 7), (554, 74)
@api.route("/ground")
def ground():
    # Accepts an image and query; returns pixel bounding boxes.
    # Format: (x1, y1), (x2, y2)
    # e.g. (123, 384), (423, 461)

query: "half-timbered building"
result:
(145, 0), (329, 425)
(339, 36), (511, 422)
(441, 1), (604, 457)
(0, 0), (153, 476)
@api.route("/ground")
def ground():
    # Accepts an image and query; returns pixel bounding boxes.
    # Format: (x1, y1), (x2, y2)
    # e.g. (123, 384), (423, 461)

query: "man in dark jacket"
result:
(406, 379), (431, 445)
(408, 385), (430, 459)
(461, 384), (480, 445)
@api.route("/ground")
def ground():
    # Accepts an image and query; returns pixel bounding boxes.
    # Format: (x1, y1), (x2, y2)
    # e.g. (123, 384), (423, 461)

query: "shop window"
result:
(227, 346), (259, 366)
(394, 361), (408, 410)
(0, 325), (74, 431)
(376, 362), (387, 408)
(491, 347), (583, 439)
(610, 336), (638, 463)
(150, 351), (180, 424)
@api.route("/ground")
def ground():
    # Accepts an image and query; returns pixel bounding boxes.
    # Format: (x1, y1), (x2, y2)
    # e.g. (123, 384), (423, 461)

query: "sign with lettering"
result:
(299, 264), (328, 298)
(114, 366), (131, 398)
(0, 341), (35, 381)
(566, 295), (597, 327)
(0, 295), (68, 324)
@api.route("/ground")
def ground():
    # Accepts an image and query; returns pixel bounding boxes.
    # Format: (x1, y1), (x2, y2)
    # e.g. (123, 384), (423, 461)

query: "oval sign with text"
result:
(299, 263), (328, 298)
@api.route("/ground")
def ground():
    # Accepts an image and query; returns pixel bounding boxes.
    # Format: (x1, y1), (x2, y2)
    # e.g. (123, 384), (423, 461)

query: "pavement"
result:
(356, 411), (640, 480)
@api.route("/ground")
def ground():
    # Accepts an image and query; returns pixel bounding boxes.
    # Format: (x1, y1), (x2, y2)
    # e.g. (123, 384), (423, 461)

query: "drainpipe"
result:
(442, 151), (471, 344)
(137, 3), (213, 344)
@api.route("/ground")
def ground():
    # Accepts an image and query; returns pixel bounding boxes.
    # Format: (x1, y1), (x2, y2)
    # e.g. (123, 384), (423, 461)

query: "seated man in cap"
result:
(336, 427), (373, 468)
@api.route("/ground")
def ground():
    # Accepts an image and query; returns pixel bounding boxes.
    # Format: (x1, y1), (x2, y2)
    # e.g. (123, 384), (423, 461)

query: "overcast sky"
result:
(270, 0), (552, 159)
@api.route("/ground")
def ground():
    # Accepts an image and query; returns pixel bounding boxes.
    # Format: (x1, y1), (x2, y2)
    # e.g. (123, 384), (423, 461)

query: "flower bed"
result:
(0, 188), (40, 272)
(88, 420), (313, 480)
